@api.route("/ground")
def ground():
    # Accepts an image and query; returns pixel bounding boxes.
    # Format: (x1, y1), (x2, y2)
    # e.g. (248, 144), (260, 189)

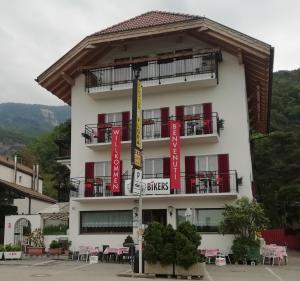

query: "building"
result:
(0, 155), (55, 214)
(36, 11), (274, 252)
(0, 155), (56, 244)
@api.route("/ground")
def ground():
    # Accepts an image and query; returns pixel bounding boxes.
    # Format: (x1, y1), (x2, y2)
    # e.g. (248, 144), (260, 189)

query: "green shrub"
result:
(4, 244), (21, 251)
(43, 224), (68, 235)
(0, 244), (5, 251)
(144, 222), (164, 264)
(49, 240), (60, 249)
(160, 224), (176, 265)
(232, 237), (260, 262)
(175, 231), (198, 269)
(123, 235), (134, 247)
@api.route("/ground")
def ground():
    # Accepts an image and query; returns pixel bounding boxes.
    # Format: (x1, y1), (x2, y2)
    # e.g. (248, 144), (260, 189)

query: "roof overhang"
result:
(36, 17), (273, 133)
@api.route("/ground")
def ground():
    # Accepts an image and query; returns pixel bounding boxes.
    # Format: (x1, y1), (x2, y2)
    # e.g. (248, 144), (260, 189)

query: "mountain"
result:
(0, 103), (70, 155)
(253, 68), (300, 228)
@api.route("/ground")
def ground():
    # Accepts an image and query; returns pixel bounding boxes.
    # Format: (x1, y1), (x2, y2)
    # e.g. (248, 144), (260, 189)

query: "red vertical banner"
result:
(111, 127), (121, 193)
(169, 121), (181, 189)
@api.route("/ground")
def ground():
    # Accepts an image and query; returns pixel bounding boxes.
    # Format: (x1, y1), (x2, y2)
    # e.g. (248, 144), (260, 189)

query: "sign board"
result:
(125, 178), (170, 196)
(110, 127), (121, 193)
(169, 121), (181, 189)
(131, 79), (143, 168)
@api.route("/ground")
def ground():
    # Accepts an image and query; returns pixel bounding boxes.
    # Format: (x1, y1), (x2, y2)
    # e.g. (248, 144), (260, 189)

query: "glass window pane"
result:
(194, 209), (224, 232)
(208, 156), (218, 171)
(80, 211), (133, 233)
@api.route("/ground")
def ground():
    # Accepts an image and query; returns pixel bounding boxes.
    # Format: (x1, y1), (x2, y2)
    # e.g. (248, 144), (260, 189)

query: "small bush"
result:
(232, 237), (260, 262)
(49, 240), (60, 249)
(43, 224), (68, 235)
(4, 244), (21, 251)
(0, 244), (5, 251)
(123, 235), (134, 247)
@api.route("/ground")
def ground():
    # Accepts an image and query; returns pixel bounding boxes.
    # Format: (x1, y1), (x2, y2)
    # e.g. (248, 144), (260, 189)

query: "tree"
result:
(220, 197), (269, 240)
(19, 120), (71, 199)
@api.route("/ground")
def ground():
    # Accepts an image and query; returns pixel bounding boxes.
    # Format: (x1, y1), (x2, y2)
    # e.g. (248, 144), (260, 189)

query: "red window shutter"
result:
(185, 156), (195, 194)
(161, 107), (169, 138)
(218, 154), (229, 192)
(163, 157), (170, 178)
(97, 114), (106, 143)
(176, 106), (184, 136)
(122, 111), (130, 141)
(85, 162), (94, 197)
(203, 103), (213, 134)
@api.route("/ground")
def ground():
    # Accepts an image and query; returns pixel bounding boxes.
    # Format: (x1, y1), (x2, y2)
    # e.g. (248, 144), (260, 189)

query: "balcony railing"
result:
(85, 52), (219, 92)
(82, 113), (222, 144)
(70, 170), (238, 198)
(54, 139), (71, 160)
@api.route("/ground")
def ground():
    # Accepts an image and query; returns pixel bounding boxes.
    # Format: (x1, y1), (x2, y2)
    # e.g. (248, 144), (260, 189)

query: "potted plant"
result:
(4, 244), (22, 260)
(174, 222), (204, 277)
(144, 222), (174, 275)
(0, 244), (4, 260)
(27, 228), (45, 256)
(48, 240), (63, 255)
(219, 197), (269, 264)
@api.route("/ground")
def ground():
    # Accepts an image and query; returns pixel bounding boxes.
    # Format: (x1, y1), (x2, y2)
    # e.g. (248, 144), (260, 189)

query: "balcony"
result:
(70, 170), (238, 201)
(54, 139), (71, 169)
(85, 51), (221, 98)
(82, 113), (223, 150)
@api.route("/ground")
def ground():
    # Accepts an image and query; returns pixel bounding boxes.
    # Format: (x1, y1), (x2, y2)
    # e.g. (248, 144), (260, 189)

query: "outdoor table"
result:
(262, 245), (288, 265)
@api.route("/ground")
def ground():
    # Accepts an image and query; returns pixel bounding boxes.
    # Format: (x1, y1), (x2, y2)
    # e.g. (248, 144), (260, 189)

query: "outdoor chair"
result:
(77, 246), (90, 262)
(205, 249), (219, 264)
(102, 245), (110, 262)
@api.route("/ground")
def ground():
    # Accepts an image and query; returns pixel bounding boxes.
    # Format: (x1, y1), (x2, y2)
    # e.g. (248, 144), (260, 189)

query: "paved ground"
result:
(0, 251), (299, 281)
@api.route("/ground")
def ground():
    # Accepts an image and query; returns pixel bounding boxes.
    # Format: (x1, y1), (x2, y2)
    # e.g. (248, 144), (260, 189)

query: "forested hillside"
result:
(253, 69), (300, 228)
(0, 103), (70, 155)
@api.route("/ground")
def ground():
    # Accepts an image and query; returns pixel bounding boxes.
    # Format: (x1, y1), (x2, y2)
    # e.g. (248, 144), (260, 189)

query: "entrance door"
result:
(142, 209), (167, 226)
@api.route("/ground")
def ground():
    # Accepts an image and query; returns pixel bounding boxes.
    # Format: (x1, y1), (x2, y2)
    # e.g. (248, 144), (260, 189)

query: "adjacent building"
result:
(36, 11), (274, 252)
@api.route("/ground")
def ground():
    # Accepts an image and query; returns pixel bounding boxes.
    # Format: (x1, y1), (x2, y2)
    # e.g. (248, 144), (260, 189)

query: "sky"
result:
(0, 0), (299, 106)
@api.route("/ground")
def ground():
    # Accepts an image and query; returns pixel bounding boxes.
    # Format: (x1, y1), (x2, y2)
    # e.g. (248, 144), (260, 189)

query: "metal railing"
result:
(54, 139), (71, 160)
(82, 113), (222, 144)
(70, 170), (238, 198)
(85, 52), (219, 92)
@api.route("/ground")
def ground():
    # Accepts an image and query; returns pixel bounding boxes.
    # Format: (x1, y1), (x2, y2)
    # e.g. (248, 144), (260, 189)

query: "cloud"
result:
(0, 0), (299, 105)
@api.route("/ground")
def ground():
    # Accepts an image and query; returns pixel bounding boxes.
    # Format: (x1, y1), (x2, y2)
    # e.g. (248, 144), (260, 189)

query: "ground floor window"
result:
(143, 209), (167, 226)
(80, 210), (133, 234)
(176, 208), (224, 233)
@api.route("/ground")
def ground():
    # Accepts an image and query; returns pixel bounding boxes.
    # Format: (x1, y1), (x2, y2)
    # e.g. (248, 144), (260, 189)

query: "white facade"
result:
(67, 33), (253, 251)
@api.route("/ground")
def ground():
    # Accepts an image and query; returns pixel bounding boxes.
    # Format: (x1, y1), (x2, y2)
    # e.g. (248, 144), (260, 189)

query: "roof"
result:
(93, 11), (201, 35)
(36, 10), (274, 134)
(39, 202), (69, 214)
(0, 179), (56, 204)
(0, 155), (43, 179)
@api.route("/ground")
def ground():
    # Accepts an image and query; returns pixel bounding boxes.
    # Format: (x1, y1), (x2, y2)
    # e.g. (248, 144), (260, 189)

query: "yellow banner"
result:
(136, 80), (142, 149)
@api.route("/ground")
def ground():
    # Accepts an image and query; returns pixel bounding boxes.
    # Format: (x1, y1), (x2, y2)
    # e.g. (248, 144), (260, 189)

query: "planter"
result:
(175, 262), (205, 277)
(145, 261), (173, 275)
(4, 251), (22, 260)
(48, 248), (63, 255)
(27, 247), (45, 256)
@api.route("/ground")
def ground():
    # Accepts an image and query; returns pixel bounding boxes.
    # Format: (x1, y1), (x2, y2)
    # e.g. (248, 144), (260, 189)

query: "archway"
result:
(14, 218), (31, 245)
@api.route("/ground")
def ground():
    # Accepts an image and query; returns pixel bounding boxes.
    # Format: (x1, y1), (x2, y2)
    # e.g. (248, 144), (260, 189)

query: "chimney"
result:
(36, 164), (39, 192)
(32, 164), (36, 190)
(14, 154), (18, 184)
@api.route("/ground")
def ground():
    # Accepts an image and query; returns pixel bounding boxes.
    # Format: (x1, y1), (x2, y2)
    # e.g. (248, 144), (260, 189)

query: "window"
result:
(184, 104), (203, 136)
(94, 161), (111, 196)
(176, 209), (224, 233)
(143, 109), (161, 139)
(196, 155), (218, 173)
(105, 112), (122, 142)
(143, 158), (163, 178)
(143, 209), (167, 226)
(80, 211), (133, 233)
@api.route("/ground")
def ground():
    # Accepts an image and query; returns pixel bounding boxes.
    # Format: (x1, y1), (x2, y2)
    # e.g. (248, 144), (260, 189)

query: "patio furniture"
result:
(77, 246), (90, 262)
(204, 249), (219, 264)
(262, 245), (287, 266)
